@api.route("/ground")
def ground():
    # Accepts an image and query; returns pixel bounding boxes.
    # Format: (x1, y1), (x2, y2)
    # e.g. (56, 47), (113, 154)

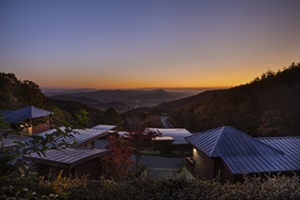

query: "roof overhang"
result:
(24, 148), (111, 168)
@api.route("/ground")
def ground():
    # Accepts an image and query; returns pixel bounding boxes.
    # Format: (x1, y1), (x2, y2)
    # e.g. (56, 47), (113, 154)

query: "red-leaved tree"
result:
(103, 135), (133, 179)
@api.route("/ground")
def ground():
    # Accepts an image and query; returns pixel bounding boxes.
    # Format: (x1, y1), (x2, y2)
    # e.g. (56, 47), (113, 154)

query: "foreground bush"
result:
(1, 173), (300, 200)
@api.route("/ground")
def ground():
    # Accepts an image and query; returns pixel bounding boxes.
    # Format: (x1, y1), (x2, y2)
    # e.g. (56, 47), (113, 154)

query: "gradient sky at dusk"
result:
(1, 0), (300, 89)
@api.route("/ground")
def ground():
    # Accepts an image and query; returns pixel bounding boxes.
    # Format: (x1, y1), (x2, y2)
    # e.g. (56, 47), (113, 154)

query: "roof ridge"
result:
(253, 138), (285, 155)
(238, 127), (286, 156)
(233, 128), (285, 155)
(257, 136), (300, 139)
(223, 126), (285, 156)
(30, 105), (34, 117)
(209, 126), (226, 156)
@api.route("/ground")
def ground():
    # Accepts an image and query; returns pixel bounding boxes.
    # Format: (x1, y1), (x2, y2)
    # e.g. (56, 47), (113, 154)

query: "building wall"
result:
(169, 144), (192, 156)
(31, 119), (50, 134)
(23, 118), (51, 135)
(36, 158), (103, 179)
(218, 159), (234, 182)
(193, 148), (235, 181)
(74, 158), (102, 179)
(193, 148), (216, 179)
(152, 141), (192, 155)
(37, 164), (70, 178)
(152, 140), (173, 154)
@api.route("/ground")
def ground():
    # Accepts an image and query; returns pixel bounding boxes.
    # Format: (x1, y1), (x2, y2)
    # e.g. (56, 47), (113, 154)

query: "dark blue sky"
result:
(1, 0), (300, 88)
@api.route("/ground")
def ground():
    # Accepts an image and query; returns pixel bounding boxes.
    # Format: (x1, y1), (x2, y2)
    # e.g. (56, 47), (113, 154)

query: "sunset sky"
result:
(1, 0), (300, 89)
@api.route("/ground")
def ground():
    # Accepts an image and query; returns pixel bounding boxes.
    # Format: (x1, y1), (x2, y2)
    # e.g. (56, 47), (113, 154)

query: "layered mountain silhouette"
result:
(122, 62), (300, 137)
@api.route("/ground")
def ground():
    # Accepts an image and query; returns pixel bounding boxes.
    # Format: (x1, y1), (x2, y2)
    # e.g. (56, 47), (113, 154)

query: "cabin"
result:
(20, 127), (111, 149)
(0, 106), (52, 135)
(22, 126), (115, 178)
(23, 148), (110, 179)
(185, 126), (300, 182)
(145, 128), (192, 155)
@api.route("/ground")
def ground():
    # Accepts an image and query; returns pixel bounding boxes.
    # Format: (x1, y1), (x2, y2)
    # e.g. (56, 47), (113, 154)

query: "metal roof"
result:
(258, 137), (300, 157)
(92, 124), (116, 130)
(257, 137), (300, 172)
(186, 126), (300, 174)
(185, 126), (283, 157)
(21, 128), (109, 148)
(222, 154), (299, 174)
(24, 148), (110, 168)
(145, 128), (192, 145)
(117, 131), (129, 137)
(0, 106), (52, 123)
(152, 136), (174, 141)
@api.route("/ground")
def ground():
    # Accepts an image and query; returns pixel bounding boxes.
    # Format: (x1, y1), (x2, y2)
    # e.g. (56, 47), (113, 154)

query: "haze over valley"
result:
(42, 87), (214, 112)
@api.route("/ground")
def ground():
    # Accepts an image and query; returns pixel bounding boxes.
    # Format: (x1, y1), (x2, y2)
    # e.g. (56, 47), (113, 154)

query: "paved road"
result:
(131, 155), (193, 180)
(161, 116), (173, 128)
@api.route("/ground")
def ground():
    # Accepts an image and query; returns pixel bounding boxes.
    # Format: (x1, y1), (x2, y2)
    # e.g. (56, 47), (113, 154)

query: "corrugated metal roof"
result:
(258, 137), (300, 171)
(152, 136), (174, 141)
(21, 128), (109, 148)
(145, 128), (192, 145)
(92, 124), (116, 130)
(185, 126), (283, 157)
(258, 137), (300, 157)
(0, 106), (51, 123)
(24, 148), (110, 168)
(117, 131), (129, 137)
(186, 126), (300, 174)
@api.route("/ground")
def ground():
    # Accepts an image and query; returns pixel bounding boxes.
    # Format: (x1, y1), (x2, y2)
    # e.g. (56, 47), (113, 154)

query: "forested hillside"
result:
(0, 73), (49, 110)
(123, 62), (300, 137)
(2, 62), (300, 136)
(0, 72), (112, 127)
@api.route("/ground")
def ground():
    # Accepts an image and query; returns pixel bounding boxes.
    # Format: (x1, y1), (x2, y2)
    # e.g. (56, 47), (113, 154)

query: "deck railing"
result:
(185, 157), (195, 174)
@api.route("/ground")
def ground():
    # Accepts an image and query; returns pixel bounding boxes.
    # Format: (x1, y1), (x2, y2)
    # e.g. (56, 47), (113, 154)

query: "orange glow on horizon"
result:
(22, 61), (288, 90)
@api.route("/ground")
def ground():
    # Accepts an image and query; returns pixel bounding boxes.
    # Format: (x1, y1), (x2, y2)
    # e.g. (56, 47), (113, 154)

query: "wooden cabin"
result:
(185, 126), (300, 182)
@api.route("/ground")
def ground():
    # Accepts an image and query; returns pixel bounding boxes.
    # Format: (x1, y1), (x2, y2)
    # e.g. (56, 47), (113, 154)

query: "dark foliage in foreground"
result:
(1, 173), (299, 200)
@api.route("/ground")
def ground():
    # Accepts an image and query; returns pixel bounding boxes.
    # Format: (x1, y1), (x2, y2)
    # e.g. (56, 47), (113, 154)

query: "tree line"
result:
(122, 62), (300, 137)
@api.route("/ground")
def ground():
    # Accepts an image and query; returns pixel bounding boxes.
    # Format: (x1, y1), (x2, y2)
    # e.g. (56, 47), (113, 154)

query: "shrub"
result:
(1, 173), (299, 200)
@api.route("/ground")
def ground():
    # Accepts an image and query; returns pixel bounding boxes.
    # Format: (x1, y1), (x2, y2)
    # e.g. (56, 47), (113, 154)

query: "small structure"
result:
(144, 128), (192, 155)
(0, 106), (52, 134)
(185, 126), (300, 182)
(92, 125), (120, 149)
(23, 148), (110, 179)
(22, 127), (112, 179)
(92, 124), (116, 131)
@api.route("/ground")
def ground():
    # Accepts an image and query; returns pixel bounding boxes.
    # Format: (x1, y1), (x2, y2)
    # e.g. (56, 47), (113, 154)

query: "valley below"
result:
(42, 88), (207, 113)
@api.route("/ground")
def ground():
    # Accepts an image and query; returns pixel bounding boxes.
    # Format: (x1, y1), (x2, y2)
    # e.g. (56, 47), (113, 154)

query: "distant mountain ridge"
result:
(122, 62), (300, 137)
(47, 88), (193, 112)
(48, 89), (190, 100)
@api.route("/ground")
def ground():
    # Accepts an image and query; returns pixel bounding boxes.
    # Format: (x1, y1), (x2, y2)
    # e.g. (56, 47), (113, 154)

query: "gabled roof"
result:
(185, 126), (300, 174)
(185, 126), (283, 157)
(24, 148), (110, 168)
(258, 136), (300, 156)
(145, 128), (192, 145)
(0, 106), (52, 123)
(257, 137), (300, 172)
(21, 128), (109, 148)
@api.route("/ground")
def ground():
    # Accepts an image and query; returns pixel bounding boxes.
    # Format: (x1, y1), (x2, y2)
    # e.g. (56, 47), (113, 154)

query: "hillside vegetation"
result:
(123, 62), (300, 136)
(0, 72), (111, 127)
(0, 73), (49, 110)
(1, 173), (299, 200)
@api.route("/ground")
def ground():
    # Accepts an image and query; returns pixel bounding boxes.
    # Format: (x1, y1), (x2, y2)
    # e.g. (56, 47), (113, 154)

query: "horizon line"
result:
(41, 86), (230, 90)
